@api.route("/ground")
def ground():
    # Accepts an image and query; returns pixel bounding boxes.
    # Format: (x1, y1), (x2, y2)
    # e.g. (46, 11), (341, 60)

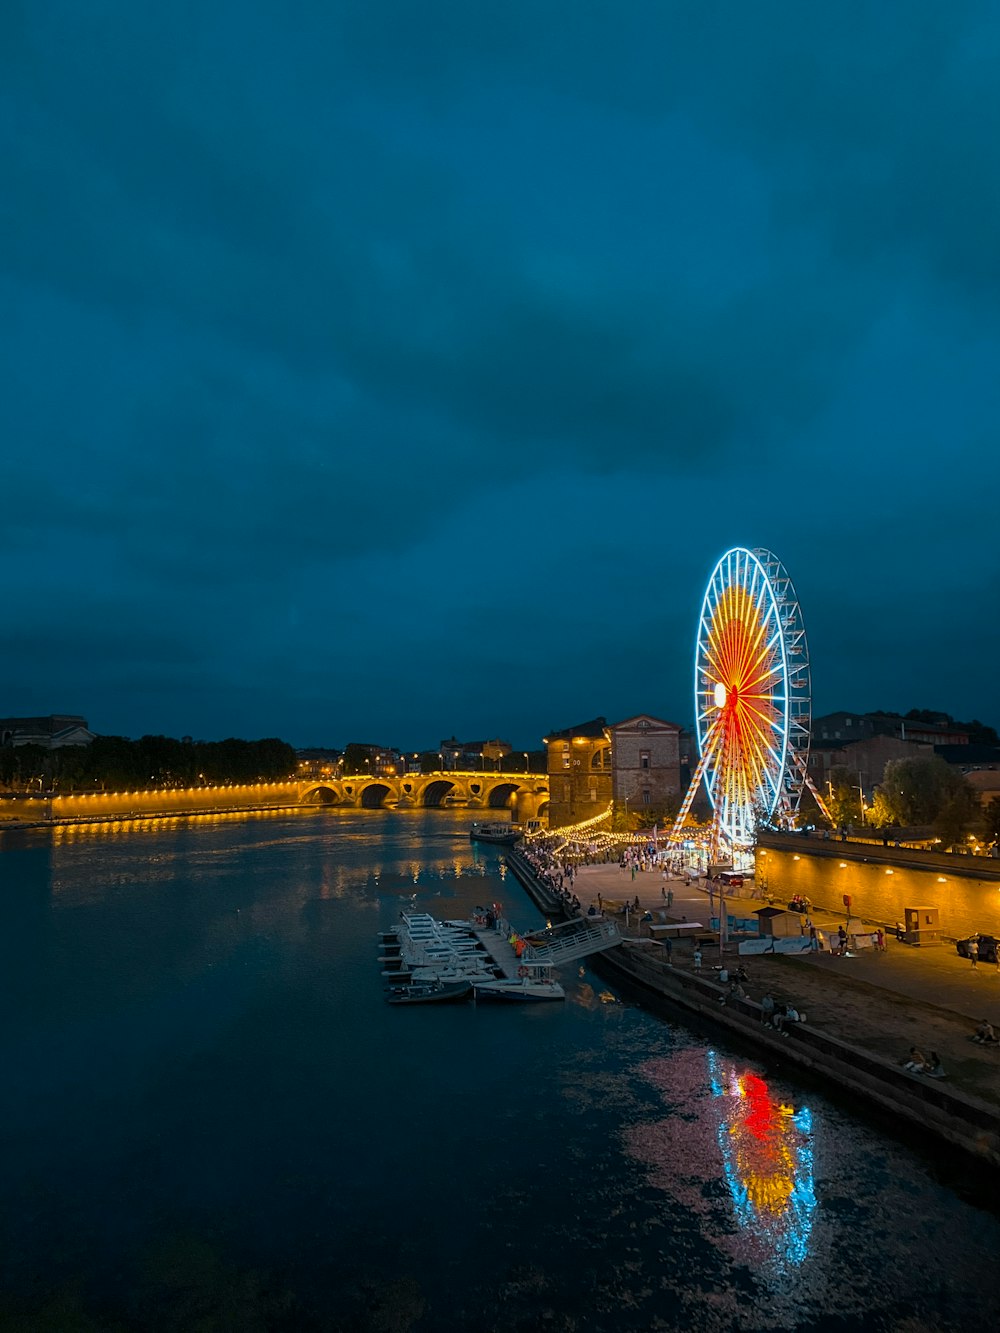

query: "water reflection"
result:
(632, 1045), (816, 1281)
(707, 1050), (816, 1270)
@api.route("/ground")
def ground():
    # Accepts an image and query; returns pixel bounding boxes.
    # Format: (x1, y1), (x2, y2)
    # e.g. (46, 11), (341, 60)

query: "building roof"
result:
(935, 743), (1000, 766)
(544, 717), (608, 742)
(609, 714), (683, 731)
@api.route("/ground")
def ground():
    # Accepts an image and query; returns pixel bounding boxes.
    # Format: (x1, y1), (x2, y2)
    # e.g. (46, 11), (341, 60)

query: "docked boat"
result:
(473, 975), (566, 1003)
(385, 979), (473, 1005)
(469, 821), (522, 846)
(411, 964), (499, 985)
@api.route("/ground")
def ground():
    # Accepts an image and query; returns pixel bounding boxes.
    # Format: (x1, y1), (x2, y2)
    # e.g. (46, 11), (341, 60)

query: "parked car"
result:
(956, 935), (999, 963)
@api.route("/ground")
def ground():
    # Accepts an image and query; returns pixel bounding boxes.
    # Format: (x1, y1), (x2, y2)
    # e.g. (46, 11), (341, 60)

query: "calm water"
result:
(0, 808), (997, 1331)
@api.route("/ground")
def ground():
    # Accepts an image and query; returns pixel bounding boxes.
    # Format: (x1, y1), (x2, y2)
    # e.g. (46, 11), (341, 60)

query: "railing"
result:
(523, 917), (622, 967)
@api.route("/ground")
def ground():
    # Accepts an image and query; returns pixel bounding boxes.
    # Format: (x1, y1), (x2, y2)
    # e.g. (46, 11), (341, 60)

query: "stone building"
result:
(0, 714), (94, 748)
(807, 733), (932, 796)
(543, 718), (612, 829)
(609, 714), (682, 821)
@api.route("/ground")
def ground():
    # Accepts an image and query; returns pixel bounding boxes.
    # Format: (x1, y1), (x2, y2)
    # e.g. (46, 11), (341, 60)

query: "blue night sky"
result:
(4, 2), (999, 750)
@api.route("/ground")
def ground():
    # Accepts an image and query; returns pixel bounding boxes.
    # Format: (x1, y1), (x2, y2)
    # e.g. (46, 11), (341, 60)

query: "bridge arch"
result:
(360, 781), (393, 809)
(486, 781), (520, 810)
(301, 784), (341, 805)
(422, 779), (457, 808)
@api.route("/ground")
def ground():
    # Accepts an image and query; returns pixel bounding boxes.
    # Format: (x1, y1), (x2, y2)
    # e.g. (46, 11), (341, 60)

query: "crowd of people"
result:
(517, 843), (582, 914)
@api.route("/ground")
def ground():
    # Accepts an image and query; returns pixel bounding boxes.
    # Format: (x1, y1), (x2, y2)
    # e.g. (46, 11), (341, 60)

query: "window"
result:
(642, 790), (651, 805)
(640, 750), (650, 770)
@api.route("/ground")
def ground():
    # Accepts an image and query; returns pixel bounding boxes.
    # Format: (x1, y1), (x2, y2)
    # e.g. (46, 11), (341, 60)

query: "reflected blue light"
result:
(708, 1056), (817, 1270)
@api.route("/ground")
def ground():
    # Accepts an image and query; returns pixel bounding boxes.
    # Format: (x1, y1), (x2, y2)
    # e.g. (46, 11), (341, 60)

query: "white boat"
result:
(474, 976), (566, 1003)
(412, 965), (499, 985)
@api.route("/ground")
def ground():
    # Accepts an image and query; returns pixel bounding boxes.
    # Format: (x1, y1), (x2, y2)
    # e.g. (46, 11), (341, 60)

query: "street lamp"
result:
(854, 782), (866, 825)
(523, 752), (529, 774)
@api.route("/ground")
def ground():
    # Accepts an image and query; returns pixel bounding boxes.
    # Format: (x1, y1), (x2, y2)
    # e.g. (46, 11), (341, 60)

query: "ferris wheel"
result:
(686, 547), (813, 853)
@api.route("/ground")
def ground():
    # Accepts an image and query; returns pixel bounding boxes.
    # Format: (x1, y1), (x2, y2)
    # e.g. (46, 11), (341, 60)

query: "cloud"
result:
(1, 1), (999, 741)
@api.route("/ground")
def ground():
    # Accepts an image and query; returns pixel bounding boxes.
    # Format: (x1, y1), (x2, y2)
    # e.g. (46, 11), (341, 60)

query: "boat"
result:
(474, 977), (566, 1002)
(469, 821), (522, 845)
(410, 965), (499, 985)
(385, 979), (473, 1005)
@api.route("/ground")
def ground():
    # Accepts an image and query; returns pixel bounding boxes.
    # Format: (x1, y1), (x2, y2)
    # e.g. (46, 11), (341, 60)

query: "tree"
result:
(934, 785), (978, 850)
(983, 798), (1000, 850)
(825, 766), (862, 829)
(864, 789), (895, 830)
(342, 743), (374, 777)
(875, 756), (975, 829)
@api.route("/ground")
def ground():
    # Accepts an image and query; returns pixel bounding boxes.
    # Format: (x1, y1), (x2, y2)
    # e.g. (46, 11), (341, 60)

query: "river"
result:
(0, 808), (996, 1330)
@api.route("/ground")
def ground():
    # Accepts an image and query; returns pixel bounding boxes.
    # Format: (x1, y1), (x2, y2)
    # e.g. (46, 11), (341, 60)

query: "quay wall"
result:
(0, 782), (302, 825)
(595, 942), (1000, 1170)
(757, 834), (1000, 941)
(505, 843), (1000, 1170)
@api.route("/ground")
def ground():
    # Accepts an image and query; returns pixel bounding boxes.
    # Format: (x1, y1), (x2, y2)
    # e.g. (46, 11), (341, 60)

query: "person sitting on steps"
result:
(902, 1045), (927, 1071)
(972, 1019), (997, 1045)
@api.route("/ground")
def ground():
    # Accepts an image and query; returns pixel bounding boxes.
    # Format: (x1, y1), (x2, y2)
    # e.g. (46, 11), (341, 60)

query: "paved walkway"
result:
(570, 861), (1000, 1104)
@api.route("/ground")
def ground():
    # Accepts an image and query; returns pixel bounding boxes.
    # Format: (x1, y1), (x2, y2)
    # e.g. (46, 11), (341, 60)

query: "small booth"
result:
(754, 907), (804, 939)
(903, 905), (941, 947)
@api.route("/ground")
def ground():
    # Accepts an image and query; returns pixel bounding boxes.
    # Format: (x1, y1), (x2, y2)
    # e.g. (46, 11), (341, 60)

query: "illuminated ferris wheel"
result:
(691, 547), (812, 853)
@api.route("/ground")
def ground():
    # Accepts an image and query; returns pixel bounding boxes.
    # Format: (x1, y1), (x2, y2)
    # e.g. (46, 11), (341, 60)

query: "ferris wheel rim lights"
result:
(694, 546), (811, 851)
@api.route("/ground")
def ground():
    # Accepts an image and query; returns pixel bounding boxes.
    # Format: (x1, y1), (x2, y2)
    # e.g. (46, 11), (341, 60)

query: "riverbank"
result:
(505, 849), (1000, 1169)
(0, 802), (307, 832)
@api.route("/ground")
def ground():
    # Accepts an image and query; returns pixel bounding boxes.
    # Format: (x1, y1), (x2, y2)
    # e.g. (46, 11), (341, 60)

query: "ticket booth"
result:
(904, 906), (940, 947)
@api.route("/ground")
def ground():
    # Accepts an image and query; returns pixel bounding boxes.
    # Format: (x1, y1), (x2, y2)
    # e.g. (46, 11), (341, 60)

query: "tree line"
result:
(0, 735), (298, 794)
(821, 756), (999, 850)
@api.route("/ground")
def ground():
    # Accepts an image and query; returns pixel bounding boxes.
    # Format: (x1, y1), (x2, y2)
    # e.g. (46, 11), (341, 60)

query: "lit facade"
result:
(543, 718), (612, 829)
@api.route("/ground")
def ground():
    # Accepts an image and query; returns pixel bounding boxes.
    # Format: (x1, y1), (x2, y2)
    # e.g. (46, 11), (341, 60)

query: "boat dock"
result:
(466, 914), (622, 976)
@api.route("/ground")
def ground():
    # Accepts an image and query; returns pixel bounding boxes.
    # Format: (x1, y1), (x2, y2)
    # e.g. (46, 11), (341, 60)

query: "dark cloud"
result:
(1, 1), (998, 744)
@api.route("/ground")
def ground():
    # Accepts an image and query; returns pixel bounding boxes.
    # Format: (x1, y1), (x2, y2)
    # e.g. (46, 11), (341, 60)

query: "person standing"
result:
(693, 946), (702, 972)
(664, 938), (673, 965)
(969, 937), (979, 969)
(667, 888), (674, 908)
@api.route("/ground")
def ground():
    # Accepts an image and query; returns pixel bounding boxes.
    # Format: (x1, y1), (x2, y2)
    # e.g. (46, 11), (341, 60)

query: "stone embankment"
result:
(504, 848), (1000, 1170)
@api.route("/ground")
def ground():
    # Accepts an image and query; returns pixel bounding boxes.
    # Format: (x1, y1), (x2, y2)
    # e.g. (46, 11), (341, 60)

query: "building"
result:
(439, 737), (512, 770)
(609, 714), (682, 820)
(0, 715), (94, 748)
(543, 718), (612, 829)
(963, 769), (1000, 809)
(812, 711), (970, 749)
(934, 743), (1000, 772)
(807, 733), (932, 795)
(342, 743), (404, 777)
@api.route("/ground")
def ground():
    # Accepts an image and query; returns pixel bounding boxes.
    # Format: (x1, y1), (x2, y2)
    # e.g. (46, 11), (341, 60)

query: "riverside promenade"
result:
(508, 851), (1000, 1166)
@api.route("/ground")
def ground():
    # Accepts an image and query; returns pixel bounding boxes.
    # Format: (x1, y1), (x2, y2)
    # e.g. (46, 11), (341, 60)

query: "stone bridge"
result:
(298, 770), (549, 820)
